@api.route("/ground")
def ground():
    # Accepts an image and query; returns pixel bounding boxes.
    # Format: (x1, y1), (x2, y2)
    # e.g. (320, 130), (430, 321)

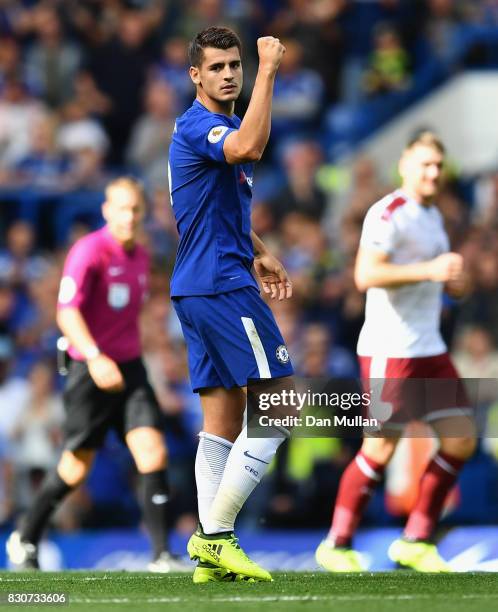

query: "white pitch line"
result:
(0, 575), (172, 583)
(66, 594), (498, 604)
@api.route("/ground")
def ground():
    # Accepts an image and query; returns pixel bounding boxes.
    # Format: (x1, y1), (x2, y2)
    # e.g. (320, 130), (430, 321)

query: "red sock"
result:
(327, 451), (385, 547)
(404, 451), (465, 541)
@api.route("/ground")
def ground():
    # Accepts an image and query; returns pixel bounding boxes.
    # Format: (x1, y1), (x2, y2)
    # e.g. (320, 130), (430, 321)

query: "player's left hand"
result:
(445, 269), (472, 299)
(254, 253), (292, 300)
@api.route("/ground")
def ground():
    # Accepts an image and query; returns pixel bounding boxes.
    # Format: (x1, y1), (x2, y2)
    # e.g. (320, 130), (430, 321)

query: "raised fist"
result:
(257, 36), (286, 73)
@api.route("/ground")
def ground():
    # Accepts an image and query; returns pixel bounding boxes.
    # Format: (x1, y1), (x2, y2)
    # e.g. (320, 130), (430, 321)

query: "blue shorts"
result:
(172, 286), (294, 392)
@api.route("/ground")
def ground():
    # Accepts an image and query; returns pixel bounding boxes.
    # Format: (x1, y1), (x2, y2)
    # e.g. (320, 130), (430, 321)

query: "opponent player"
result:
(6, 178), (185, 572)
(168, 27), (294, 583)
(315, 132), (476, 572)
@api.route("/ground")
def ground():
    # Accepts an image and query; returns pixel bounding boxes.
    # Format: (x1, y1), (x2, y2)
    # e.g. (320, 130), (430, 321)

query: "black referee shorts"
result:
(63, 357), (164, 451)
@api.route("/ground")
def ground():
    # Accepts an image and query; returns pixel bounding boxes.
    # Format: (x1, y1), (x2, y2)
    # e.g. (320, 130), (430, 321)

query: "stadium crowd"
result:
(2, 0), (498, 536)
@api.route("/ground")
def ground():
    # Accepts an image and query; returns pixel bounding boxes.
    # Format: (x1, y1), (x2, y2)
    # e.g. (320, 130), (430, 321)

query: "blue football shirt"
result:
(168, 100), (258, 297)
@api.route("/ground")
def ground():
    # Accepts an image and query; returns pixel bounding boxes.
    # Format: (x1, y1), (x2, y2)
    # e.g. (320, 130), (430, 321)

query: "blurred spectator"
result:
(0, 434), (14, 525)
(0, 335), (29, 440)
(251, 200), (276, 239)
(279, 213), (321, 293)
(363, 23), (411, 97)
(268, 0), (345, 102)
(11, 360), (63, 509)
(176, 0), (235, 41)
(453, 325), (498, 435)
(141, 187), (178, 264)
(422, 0), (464, 63)
(296, 322), (357, 378)
(126, 79), (177, 186)
(86, 8), (156, 164)
(269, 297), (303, 363)
(453, 325), (498, 385)
(61, 0), (166, 48)
(67, 437), (139, 529)
(278, 215), (349, 340)
(336, 0), (417, 103)
(0, 36), (21, 88)
(0, 2), (19, 37)
(478, 0), (498, 25)
(473, 170), (498, 228)
(457, 249), (498, 345)
(436, 185), (469, 246)
(338, 274), (366, 353)
(153, 36), (192, 111)
(24, 5), (82, 108)
(0, 220), (50, 288)
(0, 282), (16, 336)
(71, 70), (112, 117)
(56, 100), (109, 189)
(62, 0), (127, 47)
(14, 262), (60, 368)
(269, 140), (327, 223)
(0, 75), (46, 170)
(141, 293), (170, 362)
(339, 155), (391, 255)
(271, 38), (325, 139)
(7, 114), (70, 190)
(57, 100), (108, 157)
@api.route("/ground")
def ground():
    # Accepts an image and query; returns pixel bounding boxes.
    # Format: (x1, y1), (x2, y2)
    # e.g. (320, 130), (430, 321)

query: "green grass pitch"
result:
(1, 572), (497, 612)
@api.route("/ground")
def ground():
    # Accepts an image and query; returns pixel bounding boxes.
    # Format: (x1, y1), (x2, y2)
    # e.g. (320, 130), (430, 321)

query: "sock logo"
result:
(245, 465), (259, 478)
(151, 494), (169, 505)
(243, 450), (269, 465)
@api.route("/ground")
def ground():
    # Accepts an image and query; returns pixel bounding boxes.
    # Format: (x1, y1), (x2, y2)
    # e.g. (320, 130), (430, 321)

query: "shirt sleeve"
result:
(57, 239), (98, 309)
(359, 205), (399, 255)
(181, 114), (237, 162)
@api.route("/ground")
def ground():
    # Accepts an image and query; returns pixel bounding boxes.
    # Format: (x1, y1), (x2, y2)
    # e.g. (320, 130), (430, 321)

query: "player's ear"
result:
(398, 151), (408, 180)
(101, 201), (110, 223)
(189, 66), (200, 86)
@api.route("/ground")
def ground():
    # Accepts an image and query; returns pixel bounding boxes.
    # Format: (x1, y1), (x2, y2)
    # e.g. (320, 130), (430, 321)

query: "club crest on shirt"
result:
(208, 125), (229, 143)
(108, 283), (130, 309)
(276, 344), (290, 364)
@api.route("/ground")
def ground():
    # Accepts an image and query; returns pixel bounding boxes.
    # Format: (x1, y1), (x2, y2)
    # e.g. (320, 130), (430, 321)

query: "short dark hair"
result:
(188, 26), (242, 67)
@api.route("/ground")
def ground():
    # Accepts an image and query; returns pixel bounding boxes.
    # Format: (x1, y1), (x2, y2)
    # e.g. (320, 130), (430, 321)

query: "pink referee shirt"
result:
(57, 226), (149, 362)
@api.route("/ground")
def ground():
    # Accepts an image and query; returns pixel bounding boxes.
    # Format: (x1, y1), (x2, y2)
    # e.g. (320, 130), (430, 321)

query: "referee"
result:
(6, 177), (186, 572)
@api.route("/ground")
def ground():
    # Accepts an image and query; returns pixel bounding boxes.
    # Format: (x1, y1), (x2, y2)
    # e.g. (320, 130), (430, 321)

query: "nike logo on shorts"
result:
(243, 450), (269, 465)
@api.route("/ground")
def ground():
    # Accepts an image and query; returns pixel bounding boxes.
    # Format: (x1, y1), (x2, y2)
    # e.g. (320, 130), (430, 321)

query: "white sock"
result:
(195, 431), (233, 532)
(203, 426), (287, 534)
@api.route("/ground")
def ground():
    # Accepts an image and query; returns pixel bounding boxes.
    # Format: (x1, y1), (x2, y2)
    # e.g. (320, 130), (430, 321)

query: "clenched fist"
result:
(87, 353), (125, 392)
(257, 36), (286, 73)
(427, 252), (464, 282)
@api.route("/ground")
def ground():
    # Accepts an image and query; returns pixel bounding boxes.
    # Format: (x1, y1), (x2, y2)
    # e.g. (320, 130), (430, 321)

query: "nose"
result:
(122, 211), (135, 225)
(427, 164), (441, 180)
(223, 66), (234, 80)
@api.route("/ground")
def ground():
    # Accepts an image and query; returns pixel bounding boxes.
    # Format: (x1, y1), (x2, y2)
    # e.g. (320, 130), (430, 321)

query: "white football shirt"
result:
(357, 190), (449, 358)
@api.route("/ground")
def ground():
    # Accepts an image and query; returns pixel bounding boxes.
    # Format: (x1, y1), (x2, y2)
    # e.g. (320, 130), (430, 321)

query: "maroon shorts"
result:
(358, 352), (472, 430)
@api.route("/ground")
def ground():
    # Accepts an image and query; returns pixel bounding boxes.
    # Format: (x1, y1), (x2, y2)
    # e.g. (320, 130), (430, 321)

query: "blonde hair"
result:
(405, 131), (445, 154)
(105, 177), (145, 205)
